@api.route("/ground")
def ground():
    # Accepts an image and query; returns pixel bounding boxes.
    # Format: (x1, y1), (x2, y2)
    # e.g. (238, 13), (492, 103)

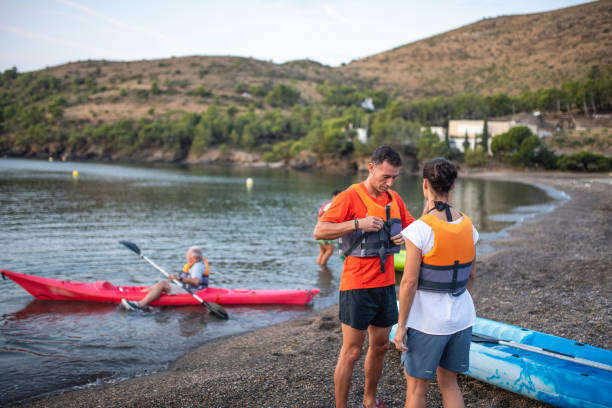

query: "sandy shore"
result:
(20, 171), (611, 408)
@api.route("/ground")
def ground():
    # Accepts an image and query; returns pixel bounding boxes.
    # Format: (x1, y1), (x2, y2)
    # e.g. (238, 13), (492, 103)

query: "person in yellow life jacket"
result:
(121, 246), (210, 311)
(392, 158), (478, 408)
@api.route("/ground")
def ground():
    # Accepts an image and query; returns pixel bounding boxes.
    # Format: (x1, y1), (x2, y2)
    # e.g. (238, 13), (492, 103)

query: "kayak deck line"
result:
(2, 270), (320, 306)
(471, 332), (612, 373)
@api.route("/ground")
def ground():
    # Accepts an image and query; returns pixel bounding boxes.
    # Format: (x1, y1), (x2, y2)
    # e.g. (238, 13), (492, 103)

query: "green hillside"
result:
(0, 1), (610, 171)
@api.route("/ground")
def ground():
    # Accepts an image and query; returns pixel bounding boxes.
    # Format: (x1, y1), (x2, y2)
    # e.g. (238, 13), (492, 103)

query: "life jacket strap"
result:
(427, 201), (453, 222)
(341, 202), (402, 274)
(418, 259), (472, 296)
(342, 231), (365, 257)
(420, 261), (473, 270)
(417, 278), (470, 296)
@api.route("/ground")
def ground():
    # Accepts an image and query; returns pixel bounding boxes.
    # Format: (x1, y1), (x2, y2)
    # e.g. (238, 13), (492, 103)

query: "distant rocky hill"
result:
(37, 56), (355, 124)
(1, 1), (610, 169)
(20, 1), (609, 125)
(340, 0), (612, 98)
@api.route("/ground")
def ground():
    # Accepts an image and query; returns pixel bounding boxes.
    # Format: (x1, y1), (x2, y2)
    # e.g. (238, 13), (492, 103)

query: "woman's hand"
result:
(393, 325), (408, 351)
(391, 233), (405, 246)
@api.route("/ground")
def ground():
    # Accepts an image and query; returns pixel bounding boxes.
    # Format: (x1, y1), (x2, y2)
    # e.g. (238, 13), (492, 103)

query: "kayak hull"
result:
(1, 270), (320, 306)
(389, 317), (612, 408)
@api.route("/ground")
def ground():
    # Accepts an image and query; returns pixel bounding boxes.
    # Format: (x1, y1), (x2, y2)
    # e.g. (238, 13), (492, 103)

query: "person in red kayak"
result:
(314, 145), (415, 408)
(121, 246), (210, 311)
(317, 190), (342, 266)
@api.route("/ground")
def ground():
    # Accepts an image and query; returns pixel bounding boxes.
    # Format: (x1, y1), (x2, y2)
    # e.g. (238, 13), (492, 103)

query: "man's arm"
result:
(313, 217), (385, 240)
(168, 274), (200, 286)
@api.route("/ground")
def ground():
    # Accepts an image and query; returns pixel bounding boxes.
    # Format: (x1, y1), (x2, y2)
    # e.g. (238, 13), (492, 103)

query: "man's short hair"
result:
(371, 145), (402, 167)
(188, 246), (203, 260)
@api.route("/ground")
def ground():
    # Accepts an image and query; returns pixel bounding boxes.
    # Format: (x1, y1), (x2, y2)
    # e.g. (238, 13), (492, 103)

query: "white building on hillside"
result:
(356, 128), (368, 144)
(361, 97), (375, 111)
(448, 120), (538, 153)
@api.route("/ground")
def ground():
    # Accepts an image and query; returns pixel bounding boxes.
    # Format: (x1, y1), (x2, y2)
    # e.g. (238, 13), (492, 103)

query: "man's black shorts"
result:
(339, 285), (398, 330)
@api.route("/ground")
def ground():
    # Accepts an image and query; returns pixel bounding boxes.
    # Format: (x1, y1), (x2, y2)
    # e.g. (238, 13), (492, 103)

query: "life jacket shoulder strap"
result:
(182, 258), (210, 277)
(350, 183), (400, 220)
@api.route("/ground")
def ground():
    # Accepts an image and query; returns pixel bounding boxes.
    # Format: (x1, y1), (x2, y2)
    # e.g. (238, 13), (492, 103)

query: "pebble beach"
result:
(19, 171), (612, 408)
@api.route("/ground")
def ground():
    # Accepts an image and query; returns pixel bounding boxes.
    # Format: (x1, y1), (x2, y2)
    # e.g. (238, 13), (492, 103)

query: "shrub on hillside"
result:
(464, 147), (488, 167)
(491, 126), (542, 166)
(417, 128), (450, 162)
(318, 83), (363, 107)
(531, 145), (558, 169)
(265, 84), (300, 108)
(48, 96), (69, 119)
(262, 151), (279, 162)
(557, 151), (612, 172)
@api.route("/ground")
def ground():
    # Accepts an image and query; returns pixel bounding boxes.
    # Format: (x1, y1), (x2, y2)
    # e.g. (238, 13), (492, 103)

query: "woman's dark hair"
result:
(423, 158), (457, 194)
(371, 145), (402, 167)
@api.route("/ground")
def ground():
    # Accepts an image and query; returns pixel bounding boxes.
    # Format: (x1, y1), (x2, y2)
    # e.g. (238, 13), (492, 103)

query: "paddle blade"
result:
(119, 241), (141, 255)
(205, 301), (229, 320)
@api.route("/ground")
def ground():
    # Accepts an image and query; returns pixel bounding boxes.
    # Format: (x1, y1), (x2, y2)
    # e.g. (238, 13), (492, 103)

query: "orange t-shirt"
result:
(320, 182), (415, 291)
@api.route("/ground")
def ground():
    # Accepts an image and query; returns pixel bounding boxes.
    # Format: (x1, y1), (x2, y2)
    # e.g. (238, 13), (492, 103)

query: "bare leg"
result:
(334, 323), (367, 408)
(436, 366), (465, 408)
(362, 325), (391, 407)
(404, 369), (429, 408)
(317, 244), (325, 265)
(137, 281), (171, 307)
(320, 243), (334, 265)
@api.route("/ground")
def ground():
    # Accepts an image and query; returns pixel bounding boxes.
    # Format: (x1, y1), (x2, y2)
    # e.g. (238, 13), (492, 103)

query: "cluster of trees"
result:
(317, 83), (390, 109)
(0, 64), (610, 172)
(487, 126), (610, 171)
(391, 65), (612, 126)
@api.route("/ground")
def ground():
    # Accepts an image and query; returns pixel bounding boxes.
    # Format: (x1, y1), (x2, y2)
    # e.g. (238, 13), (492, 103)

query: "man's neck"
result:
(363, 179), (383, 198)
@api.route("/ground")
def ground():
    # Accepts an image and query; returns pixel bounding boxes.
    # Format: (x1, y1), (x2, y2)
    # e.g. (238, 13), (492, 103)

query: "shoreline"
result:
(19, 171), (612, 408)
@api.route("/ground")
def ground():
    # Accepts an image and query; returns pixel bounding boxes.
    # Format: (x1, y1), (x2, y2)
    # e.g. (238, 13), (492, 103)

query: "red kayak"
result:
(1, 270), (320, 306)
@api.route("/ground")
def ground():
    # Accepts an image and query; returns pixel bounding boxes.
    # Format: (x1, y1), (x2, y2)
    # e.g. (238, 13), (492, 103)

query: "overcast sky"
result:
(0, 0), (590, 72)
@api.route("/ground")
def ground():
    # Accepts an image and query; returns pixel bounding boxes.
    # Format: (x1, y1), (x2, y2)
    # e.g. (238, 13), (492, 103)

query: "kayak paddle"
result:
(472, 332), (612, 372)
(119, 241), (229, 320)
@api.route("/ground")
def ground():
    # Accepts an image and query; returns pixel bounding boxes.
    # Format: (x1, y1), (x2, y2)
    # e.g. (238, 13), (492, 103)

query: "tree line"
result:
(0, 64), (610, 171)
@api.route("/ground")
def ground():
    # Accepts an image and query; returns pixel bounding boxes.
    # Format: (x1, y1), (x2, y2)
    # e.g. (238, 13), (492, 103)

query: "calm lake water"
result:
(0, 158), (557, 404)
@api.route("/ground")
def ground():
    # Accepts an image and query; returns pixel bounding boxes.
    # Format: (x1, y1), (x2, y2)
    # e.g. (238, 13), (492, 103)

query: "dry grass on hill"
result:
(26, 1), (612, 127)
(340, 1), (612, 98)
(44, 56), (351, 123)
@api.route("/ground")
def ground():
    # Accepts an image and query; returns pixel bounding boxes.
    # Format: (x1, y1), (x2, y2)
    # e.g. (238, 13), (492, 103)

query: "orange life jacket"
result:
(179, 258), (210, 290)
(182, 258), (209, 276)
(339, 183), (402, 273)
(418, 212), (475, 296)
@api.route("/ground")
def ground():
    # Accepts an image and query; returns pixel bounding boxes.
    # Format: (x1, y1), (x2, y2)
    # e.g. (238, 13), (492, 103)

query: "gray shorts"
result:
(401, 326), (472, 379)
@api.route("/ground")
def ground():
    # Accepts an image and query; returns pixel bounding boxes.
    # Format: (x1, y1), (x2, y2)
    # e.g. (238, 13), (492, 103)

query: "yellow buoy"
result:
(246, 177), (253, 189)
(72, 170), (79, 178)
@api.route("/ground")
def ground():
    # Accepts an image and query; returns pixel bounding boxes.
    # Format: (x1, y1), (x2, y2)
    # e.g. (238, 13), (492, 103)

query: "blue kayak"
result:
(389, 317), (612, 408)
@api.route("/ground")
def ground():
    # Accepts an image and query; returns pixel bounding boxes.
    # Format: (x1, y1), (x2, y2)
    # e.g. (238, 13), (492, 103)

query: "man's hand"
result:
(391, 233), (405, 246)
(168, 274), (179, 281)
(393, 326), (408, 352)
(358, 216), (384, 232)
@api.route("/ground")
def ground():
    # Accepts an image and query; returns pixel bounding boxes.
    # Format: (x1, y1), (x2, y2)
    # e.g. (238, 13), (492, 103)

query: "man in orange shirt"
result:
(314, 146), (415, 408)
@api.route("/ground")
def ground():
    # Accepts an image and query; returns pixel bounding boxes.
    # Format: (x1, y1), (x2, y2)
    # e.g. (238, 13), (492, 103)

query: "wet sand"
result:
(19, 171), (612, 408)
